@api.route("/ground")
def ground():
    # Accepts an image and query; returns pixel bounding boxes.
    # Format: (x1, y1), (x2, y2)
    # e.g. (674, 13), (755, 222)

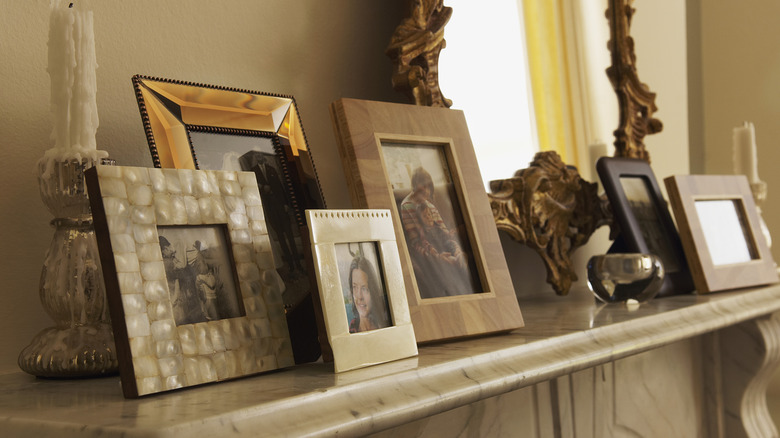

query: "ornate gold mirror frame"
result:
(387, 0), (660, 295)
(607, 0), (662, 162)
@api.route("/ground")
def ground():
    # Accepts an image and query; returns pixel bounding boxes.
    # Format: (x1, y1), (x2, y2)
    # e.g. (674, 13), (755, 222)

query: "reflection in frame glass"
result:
(381, 141), (482, 299)
(306, 209), (417, 373)
(86, 165), (294, 398)
(132, 75), (326, 363)
(330, 98), (524, 344)
(665, 174), (779, 293)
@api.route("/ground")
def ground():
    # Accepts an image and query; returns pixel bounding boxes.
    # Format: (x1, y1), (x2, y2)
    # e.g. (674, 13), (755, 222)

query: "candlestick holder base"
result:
(751, 181), (772, 250)
(18, 156), (118, 378)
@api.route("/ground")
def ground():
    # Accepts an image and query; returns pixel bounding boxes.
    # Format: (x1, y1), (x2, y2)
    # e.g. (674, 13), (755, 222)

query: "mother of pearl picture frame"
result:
(86, 165), (293, 398)
(306, 209), (417, 373)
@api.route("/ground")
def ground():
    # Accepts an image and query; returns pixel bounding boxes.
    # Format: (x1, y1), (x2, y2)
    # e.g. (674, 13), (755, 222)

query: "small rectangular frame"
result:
(597, 157), (695, 297)
(86, 165), (294, 398)
(330, 98), (523, 343)
(664, 174), (779, 293)
(306, 209), (417, 373)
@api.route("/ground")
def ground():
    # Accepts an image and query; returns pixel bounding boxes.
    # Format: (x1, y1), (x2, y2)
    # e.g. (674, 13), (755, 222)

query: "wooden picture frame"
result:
(306, 209), (417, 372)
(596, 157), (694, 297)
(664, 174), (779, 293)
(330, 98), (523, 343)
(86, 165), (294, 398)
(132, 75), (326, 363)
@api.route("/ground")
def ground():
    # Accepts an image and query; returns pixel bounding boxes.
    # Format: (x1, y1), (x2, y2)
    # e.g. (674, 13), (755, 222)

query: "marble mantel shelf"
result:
(3, 284), (780, 437)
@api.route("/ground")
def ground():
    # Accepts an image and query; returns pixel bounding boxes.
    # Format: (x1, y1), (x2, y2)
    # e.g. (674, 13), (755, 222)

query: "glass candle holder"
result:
(587, 253), (664, 304)
(18, 156), (118, 377)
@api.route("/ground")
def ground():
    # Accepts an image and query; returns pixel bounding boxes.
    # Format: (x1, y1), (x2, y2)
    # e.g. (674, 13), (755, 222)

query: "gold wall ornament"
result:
(489, 152), (611, 295)
(606, 0), (662, 162)
(386, 0), (452, 107)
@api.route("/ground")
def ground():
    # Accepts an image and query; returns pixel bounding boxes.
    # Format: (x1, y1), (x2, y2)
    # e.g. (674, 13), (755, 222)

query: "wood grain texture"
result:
(665, 174), (778, 293)
(330, 98), (523, 343)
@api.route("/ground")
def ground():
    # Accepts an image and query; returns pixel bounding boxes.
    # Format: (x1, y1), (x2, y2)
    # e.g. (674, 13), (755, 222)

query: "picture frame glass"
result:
(380, 141), (482, 299)
(694, 199), (757, 265)
(190, 131), (310, 309)
(158, 225), (245, 326)
(619, 176), (685, 272)
(335, 241), (393, 333)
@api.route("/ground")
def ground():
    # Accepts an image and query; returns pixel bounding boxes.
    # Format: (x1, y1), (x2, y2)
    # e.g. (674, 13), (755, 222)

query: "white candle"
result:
(43, 0), (106, 169)
(732, 121), (760, 184)
(588, 140), (608, 181)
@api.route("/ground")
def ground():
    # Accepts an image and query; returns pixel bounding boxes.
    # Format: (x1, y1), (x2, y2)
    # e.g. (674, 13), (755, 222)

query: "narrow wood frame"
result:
(132, 74), (326, 363)
(597, 157), (694, 297)
(664, 175), (778, 293)
(330, 98), (523, 343)
(306, 209), (417, 372)
(86, 165), (294, 397)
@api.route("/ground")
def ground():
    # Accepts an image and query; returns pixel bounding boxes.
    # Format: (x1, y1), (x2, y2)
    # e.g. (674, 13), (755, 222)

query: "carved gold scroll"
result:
(606, 0), (662, 162)
(386, 0), (453, 108)
(489, 152), (611, 295)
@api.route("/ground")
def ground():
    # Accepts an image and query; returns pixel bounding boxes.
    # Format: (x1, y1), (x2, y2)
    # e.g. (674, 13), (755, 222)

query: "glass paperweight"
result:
(587, 253), (664, 304)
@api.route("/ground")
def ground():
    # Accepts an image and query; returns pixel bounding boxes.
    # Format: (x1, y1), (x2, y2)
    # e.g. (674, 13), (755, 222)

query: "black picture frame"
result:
(596, 157), (694, 297)
(132, 75), (326, 363)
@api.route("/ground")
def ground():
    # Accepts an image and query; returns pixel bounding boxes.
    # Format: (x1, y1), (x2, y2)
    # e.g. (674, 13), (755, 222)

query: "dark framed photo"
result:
(307, 209), (417, 373)
(86, 165), (295, 397)
(596, 157), (694, 297)
(157, 225), (244, 326)
(132, 75), (325, 363)
(330, 98), (524, 343)
(665, 174), (778, 293)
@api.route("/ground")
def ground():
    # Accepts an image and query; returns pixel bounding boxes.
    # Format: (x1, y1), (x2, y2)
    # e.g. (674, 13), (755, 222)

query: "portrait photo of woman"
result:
(336, 242), (392, 333)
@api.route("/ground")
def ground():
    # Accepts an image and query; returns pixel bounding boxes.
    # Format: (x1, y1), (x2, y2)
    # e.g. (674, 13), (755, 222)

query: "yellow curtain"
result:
(522, 0), (579, 166)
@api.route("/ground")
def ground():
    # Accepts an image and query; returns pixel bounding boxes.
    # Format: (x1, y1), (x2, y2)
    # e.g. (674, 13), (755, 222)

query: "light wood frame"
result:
(306, 209), (417, 373)
(664, 174), (778, 293)
(330, 98), (523, 343)
(86, 165), (294, 397)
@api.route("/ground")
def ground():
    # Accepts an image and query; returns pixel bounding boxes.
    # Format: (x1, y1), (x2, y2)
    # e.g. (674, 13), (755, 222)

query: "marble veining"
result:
(2, 284), (780, 437)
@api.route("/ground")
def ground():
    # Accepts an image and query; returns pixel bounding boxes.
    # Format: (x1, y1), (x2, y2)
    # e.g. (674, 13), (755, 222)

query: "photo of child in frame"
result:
(335, 242), (392, 333)
(158, 225), (244, 326)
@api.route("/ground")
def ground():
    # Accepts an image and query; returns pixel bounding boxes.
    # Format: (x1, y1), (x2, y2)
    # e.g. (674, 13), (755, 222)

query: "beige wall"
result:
(693, 0), (780, 263)
(0, 0), (405, 374)
(690, 0), (780, 405)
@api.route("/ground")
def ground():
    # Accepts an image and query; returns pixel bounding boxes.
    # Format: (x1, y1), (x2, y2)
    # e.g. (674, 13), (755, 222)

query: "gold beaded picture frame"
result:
(86, 165), (294, 398)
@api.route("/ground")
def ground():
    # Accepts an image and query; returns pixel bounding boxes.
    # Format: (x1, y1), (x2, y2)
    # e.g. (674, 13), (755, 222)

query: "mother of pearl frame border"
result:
(86, 165), (294, 398)
(306, 209), (417, 373)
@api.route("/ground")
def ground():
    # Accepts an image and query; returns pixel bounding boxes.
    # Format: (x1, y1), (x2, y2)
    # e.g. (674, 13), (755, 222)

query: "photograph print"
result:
(335, 241), (392, 333)
(380, 141), (481, 299)
(158, 225), (245, 326)
(188, 131), (309, 310)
